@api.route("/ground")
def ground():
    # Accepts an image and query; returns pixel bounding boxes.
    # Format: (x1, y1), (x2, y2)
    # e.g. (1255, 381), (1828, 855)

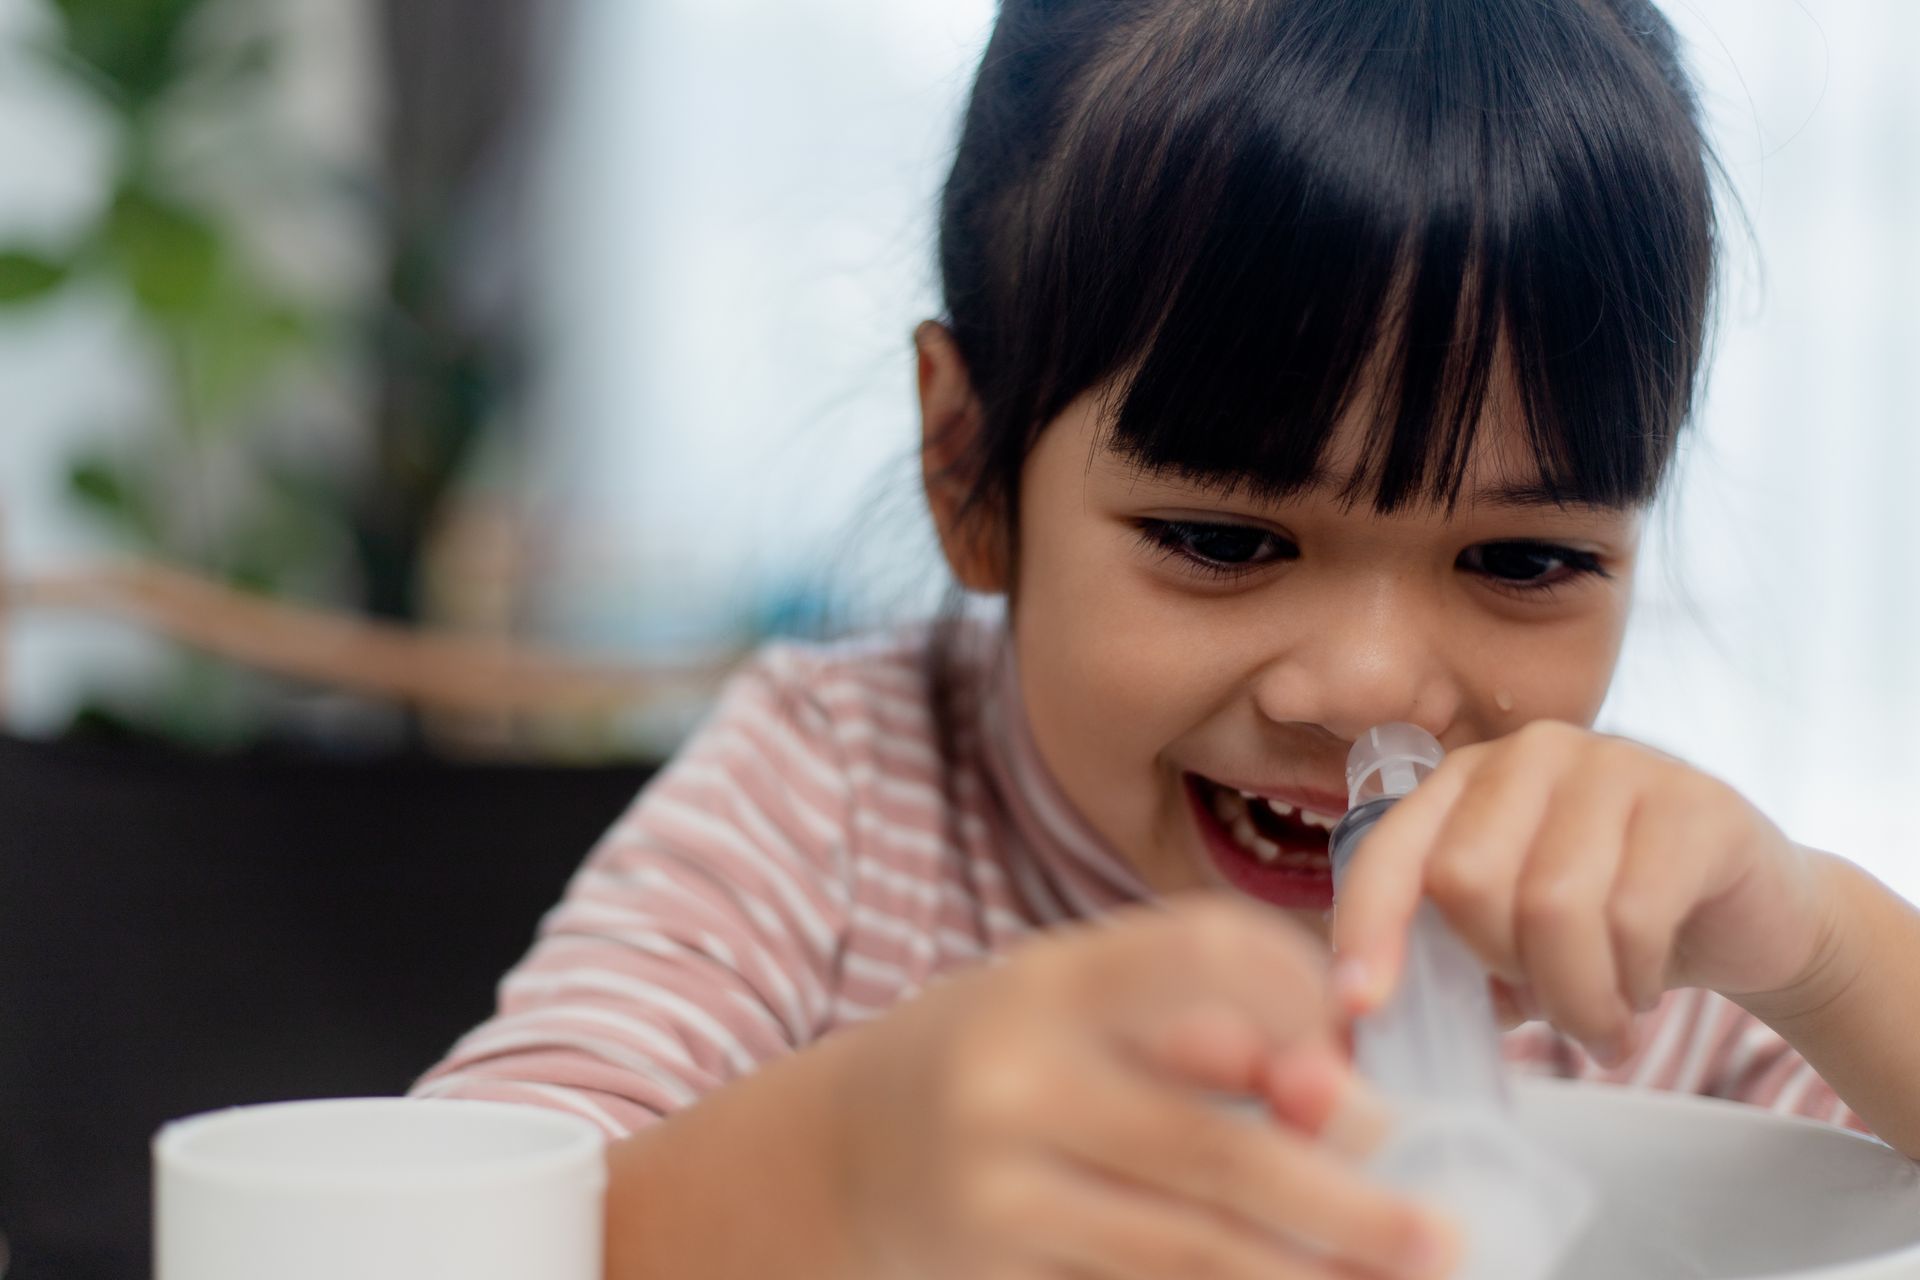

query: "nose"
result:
(1248, 581), (1462, 745)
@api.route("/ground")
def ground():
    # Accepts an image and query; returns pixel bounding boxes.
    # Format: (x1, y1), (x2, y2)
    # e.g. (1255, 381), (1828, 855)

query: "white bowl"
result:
(1514, 1078), (1920, 1279)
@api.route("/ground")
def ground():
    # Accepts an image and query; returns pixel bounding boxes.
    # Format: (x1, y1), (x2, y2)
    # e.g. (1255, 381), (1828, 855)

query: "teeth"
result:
(1246, 790), (1343, 831)
(1229, 810), (1278, 863)
(1244, 790), (1293, 818)
(1204, 779), (1340, 867)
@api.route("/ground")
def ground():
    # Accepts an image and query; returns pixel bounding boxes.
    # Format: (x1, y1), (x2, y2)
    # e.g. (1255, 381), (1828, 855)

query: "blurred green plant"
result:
(2, 0), (518, 750)
(0, 0), (349, 747)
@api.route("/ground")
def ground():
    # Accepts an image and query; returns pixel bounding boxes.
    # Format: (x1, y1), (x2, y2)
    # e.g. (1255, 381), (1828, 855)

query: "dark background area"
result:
(0, 735), (651, 1280)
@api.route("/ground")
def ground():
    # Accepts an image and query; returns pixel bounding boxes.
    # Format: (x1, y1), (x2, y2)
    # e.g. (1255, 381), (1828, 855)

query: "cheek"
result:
(1019, 601), (1195, 763)
(1014, 536), (1184, 775)
(1009, 505), (1227, 846)
(1480, 603), (1630, 728)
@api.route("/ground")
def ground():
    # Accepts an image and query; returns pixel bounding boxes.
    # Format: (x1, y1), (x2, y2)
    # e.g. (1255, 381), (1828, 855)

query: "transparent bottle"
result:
(1328, 724), (1593, 1280)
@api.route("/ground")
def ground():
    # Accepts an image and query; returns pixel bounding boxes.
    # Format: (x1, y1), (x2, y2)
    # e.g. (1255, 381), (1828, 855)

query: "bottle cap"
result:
(1346, 723), (1445, 808)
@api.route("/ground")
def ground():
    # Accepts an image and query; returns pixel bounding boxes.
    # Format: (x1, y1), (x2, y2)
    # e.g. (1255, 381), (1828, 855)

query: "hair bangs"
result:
(999, 0), (1714, 515)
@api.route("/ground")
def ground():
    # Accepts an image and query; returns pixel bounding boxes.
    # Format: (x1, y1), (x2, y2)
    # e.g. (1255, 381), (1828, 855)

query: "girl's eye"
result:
(1458, 541), (1606, 592)
(1135, 519), (1298, 578)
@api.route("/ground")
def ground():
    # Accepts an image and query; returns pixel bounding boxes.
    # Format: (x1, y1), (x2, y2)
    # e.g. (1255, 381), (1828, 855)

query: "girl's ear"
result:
(916, 321), (1011, 594)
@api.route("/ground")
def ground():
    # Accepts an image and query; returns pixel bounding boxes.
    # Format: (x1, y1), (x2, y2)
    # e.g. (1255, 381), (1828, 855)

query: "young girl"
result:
(417, 1), (1920, 1276)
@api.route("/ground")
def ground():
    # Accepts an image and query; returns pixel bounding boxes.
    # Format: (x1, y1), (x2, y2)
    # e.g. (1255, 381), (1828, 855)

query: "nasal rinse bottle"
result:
(1328, 724), (1594, 1280)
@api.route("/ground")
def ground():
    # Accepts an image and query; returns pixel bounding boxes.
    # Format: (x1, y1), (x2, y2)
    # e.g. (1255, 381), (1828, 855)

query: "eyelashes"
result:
(1133, 519), (1609, 594)
(1133, 519), (1297, 580)
(1455, 541), (1608, 594)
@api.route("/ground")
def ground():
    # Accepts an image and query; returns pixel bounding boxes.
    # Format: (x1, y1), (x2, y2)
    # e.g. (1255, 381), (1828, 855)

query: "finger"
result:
(1042, 1059), (1451, 1280)
(1417, 755), (1562, 984)
(1027, 1161), (1410, 1280)
(1488, 976), (1525, 1030)
(1516, 774), (1637, 1060)
(1091, 896), (1340, 1053)
(1145, 1001), (1274, 1096)
(1612, 789), (1721, 1011)
(1259, 1044), (1394, 1160)
(1147, 1009), (1394, 1160)
(1327, 755), (1476, 1014)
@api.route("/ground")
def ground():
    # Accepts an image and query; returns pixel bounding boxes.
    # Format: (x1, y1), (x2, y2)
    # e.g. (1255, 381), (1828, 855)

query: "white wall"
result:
(1601, 1), (1920, 895)
(518, 0), (994, 655)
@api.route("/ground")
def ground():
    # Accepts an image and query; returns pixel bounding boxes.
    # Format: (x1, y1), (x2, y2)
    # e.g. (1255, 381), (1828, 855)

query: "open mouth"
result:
(1183, 773), (1343, 910)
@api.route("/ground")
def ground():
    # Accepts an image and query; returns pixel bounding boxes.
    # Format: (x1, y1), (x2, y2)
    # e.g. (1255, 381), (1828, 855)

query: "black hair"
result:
(936, 0), (1719, 534)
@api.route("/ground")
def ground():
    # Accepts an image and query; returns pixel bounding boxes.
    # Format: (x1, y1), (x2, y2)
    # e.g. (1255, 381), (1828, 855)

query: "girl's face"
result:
(922, 338), (1642, 940)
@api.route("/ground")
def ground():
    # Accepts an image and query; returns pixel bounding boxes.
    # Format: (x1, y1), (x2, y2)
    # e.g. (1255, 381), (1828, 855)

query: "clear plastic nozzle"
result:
(1346, 722), (1446, 808)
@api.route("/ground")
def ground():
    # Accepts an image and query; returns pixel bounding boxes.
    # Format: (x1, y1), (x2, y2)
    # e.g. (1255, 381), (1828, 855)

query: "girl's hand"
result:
(829, 896), (1459, 1280)
(1330, 721), (1844, 1064)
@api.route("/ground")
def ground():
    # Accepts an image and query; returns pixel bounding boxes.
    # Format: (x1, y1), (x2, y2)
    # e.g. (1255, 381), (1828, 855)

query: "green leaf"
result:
(176, 292), (314, 428)
(0, 251), (69, 304)
(67, 453), (165, 548)
(46, 0), (209, 109)
(104, 186), (222, 314)
(222, 464), (352, 595)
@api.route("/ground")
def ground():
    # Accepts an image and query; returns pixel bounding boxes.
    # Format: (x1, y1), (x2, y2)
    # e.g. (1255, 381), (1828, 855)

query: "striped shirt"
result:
(413, 622), (1866, 1140)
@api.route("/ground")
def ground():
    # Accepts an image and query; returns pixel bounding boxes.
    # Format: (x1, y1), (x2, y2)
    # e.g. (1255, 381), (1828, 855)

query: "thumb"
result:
(1139, 1000), (1281, 1095)
(1259, 1041), (1393, 1161)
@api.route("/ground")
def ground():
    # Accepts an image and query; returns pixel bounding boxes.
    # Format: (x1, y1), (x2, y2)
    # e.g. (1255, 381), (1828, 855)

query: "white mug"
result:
(154, 1098), (606, 1280)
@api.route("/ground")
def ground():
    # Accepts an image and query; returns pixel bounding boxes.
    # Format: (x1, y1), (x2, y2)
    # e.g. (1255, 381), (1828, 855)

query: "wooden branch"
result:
(6, 561), (740, 717)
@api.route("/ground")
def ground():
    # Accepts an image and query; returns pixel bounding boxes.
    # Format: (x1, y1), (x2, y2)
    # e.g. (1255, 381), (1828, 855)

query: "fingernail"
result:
(1592, 1032), (1633, 1068)
(1333, 957), (1376, 1011)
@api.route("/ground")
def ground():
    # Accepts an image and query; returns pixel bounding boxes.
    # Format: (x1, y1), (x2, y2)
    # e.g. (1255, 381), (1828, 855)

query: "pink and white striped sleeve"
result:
(412, 646), (854, 1138)
(1701, 999), (1870, 1135)
(1622, 989), (1867, 1134)
(1510, 988), (1871, 1137)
